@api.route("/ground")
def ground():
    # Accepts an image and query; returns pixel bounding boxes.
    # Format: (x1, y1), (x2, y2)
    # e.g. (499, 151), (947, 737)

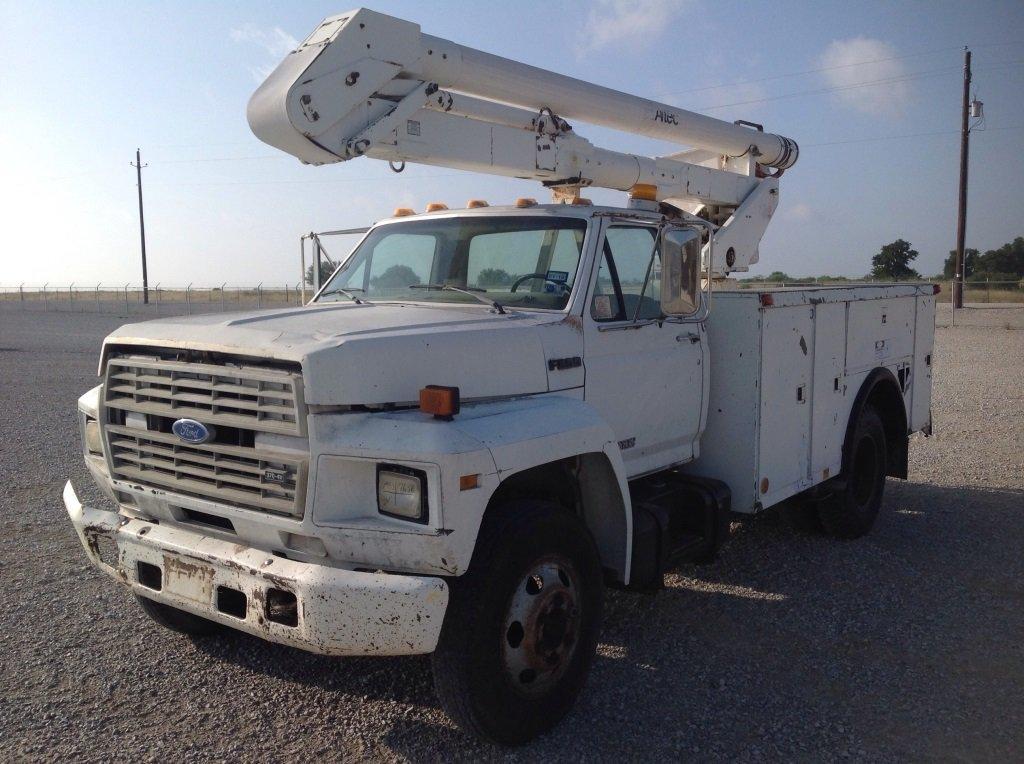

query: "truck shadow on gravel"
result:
(193, 480), (1024, 757)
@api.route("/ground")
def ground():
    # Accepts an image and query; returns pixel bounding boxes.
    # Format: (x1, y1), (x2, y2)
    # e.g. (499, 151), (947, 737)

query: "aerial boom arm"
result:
(248, 8), (799, 273)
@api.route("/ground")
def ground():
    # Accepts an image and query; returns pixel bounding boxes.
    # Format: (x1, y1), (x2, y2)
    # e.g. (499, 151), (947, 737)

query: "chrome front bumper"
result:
(63, 482), (448, 656)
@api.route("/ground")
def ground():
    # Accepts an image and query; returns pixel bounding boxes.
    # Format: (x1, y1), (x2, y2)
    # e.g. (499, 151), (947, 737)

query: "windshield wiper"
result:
(319, 286), (368, 304)
(409, 283), (507, 315)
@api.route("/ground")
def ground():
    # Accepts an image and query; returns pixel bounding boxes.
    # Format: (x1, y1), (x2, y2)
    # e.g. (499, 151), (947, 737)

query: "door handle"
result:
(676, 332), (700, 344)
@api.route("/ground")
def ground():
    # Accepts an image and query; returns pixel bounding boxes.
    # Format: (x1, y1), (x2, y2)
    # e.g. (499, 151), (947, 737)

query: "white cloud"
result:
(576, 0), (690, 57)
(784, 202), (812, 221)
(818, 37), (908, 116)
(231, 23), (299, 83)
(231, 23), (298, 58)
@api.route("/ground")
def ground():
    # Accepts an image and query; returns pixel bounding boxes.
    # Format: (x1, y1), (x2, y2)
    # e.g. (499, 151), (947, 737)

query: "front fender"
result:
(309, 396), (632, 580)
(452, 396), (633, 582)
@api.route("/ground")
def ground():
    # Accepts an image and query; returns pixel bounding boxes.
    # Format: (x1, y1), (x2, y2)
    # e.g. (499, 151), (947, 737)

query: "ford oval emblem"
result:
(171, 418), (215, 445)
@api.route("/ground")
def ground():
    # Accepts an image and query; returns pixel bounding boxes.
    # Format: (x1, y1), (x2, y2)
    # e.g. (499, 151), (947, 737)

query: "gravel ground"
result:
(1, 304), (1022, 762)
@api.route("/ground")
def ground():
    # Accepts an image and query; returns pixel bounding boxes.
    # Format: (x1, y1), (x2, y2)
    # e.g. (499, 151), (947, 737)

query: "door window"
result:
(590, 226), (662, 322)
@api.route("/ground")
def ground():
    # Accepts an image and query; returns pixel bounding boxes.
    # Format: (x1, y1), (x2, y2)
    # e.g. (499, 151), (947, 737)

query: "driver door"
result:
(582, 221), (706, 477)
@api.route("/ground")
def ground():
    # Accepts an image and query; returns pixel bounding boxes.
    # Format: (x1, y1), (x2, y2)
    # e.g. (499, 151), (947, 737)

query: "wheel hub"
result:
(501, 557), (580, 696)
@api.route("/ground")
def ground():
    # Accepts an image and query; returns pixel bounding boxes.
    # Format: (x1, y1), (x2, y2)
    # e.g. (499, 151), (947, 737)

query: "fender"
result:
(453, 395), (634, 583)
(308, 395), (632, 580)
(842, 367), (909, 481)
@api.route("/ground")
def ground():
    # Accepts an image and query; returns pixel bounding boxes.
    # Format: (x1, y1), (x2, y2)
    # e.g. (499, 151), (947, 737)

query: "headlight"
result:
(85, 418), (103, 455)
(377, 464), (428, 524)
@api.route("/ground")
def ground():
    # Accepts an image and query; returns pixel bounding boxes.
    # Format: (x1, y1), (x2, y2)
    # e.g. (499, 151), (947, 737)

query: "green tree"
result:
(477, 268), (513, 287)
(304, 260), (336, 287)
(977, 236), (1024, 278)
(370, 264), (421, 289)
(765, 271), (792, 282)
(871, 239), (919, 280)
(942, 248), (979, 279)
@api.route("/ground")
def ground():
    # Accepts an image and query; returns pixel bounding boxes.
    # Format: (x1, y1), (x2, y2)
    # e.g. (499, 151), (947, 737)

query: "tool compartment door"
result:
(911, 293), (936, 431)
(758, 305), (814, 506)
(810, 302), (847, 483)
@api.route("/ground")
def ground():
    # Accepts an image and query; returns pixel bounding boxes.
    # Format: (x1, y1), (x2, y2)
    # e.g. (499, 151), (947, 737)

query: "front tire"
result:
(818, 406), (888, 539)
(431, 501), (603, 745)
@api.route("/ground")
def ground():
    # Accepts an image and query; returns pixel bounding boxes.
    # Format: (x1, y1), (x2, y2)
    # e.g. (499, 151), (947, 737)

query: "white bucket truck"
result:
(64, 9), (936, 744)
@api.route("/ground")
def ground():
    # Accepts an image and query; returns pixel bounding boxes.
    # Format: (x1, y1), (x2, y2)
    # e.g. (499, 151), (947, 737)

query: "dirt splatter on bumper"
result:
(63, 481), (448, 655)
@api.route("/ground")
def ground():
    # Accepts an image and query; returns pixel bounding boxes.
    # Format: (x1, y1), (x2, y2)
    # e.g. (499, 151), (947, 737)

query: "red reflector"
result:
(759, 293), (775, 307)
(932, 284), (942, 295)
(419, 385), (460, 420)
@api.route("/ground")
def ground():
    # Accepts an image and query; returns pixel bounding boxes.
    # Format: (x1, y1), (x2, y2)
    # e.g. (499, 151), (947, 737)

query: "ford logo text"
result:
(171, 418), (215, 445)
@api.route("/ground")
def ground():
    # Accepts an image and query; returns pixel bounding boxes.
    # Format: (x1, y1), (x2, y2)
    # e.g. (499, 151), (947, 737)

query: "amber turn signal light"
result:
(628, 183), (657, 201)
(459, 473), (480, 491)
(420, 385), (460, 420)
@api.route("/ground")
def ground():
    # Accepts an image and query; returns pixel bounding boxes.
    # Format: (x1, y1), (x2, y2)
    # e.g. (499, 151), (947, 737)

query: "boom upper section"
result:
(248, 8), (800, 274)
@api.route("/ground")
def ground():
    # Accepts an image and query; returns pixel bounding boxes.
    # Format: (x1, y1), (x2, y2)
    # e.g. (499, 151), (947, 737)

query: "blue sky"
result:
(1, 0), (1022, 287)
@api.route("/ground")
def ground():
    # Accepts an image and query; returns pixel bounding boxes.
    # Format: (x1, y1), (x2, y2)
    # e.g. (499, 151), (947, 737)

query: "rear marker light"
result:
(759, 293), (775, 307)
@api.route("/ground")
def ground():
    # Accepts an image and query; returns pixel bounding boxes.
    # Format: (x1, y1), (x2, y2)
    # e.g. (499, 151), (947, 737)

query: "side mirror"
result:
(660, 227), (702, 316)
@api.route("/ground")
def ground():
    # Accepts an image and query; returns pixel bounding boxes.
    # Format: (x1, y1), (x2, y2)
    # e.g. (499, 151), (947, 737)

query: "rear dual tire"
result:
(790, 405), (888, 539)
(818, 406), (888, 538)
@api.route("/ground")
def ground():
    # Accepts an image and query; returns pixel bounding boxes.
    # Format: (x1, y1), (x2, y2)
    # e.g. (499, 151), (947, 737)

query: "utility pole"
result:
(953, 48), (971, 310)
(131, 148), (150, 304)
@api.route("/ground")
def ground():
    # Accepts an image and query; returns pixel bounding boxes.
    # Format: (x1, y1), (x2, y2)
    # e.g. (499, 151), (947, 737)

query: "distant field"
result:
(932, 282), (1024, 304)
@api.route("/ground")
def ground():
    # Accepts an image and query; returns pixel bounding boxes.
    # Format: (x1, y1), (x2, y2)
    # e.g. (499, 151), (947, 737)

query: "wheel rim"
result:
(851, 435), (880, 506)
(501, 555), (581, 697)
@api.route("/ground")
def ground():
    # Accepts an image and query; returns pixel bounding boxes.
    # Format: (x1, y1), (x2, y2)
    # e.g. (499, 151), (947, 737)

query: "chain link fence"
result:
(2, 279), (1020, 318)
(0, 284), (307, 317)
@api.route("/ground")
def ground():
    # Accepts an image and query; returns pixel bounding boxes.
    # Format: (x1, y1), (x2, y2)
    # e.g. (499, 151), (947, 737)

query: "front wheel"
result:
(818, 405), (888, 539)
(431, 501), (603, 745)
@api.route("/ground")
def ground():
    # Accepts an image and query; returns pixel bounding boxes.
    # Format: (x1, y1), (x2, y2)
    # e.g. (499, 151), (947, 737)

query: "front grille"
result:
(106, 425), (306, 517)
(104, 357), (305, 436)
(103, 354), (308, 518)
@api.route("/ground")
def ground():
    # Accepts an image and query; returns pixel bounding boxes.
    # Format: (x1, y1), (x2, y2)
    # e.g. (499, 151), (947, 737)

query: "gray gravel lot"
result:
(1, 304), (1022, 762)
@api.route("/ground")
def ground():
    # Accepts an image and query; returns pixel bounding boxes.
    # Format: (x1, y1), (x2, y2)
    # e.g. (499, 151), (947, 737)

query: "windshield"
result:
(317, 216), (588, 311)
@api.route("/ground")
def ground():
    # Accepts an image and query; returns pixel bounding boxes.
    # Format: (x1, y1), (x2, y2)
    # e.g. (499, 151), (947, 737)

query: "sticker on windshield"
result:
(547, 270), (569, 283)
(593, 294), (613, 319)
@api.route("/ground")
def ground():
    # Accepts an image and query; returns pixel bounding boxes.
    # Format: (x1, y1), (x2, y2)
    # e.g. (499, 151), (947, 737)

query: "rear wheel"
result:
(431, 501), (603, 745)
(818, 406), (888, 539)
(135, 594), (223, 637)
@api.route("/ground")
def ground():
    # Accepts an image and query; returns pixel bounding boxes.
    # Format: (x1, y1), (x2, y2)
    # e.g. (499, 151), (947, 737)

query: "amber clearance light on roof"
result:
(419, 385), (460, 420)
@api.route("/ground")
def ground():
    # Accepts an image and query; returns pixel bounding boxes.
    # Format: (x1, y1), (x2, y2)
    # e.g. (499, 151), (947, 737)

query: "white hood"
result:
(102, 302), (584, 405)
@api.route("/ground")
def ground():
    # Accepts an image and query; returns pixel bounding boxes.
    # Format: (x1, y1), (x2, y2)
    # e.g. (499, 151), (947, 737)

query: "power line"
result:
(150, 154), (285, 164)
(655, 45), (960, 100)
(698, 66), (960, 111)
(145, 171), (469, 188)
(802, 124), (1024, 148)
(652, 40), (1023, 100)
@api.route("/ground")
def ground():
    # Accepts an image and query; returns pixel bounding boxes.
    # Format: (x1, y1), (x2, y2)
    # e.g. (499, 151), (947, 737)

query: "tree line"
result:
(745, 235), (1024, 285)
